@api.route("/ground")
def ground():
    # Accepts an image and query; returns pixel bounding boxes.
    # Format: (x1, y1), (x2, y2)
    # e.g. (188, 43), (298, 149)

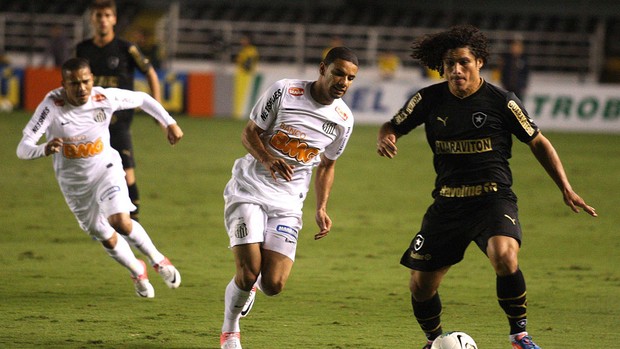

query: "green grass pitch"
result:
(1, 110), (618, 348)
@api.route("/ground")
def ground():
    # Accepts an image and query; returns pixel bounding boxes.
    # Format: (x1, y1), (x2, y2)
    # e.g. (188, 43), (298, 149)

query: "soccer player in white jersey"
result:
(219, 47), (359, 349)
(16, 58), (183, 298)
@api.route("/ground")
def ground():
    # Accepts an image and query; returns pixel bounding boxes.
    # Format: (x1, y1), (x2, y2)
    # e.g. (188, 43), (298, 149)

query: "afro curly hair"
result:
(411, 24), (490, 77)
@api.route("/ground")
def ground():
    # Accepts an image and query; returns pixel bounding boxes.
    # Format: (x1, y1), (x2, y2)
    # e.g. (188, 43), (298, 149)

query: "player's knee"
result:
(260, 277), (286, 296)
(489, 249), (518, 275)
(108, 214), (132, 235)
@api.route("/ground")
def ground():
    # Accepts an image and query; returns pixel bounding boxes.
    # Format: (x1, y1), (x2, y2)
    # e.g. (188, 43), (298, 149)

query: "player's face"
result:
(315, 59), (358, 104)
(91, 8), (116, 36)
(443, 47), (484, 98)
(62, 67), (94, 106)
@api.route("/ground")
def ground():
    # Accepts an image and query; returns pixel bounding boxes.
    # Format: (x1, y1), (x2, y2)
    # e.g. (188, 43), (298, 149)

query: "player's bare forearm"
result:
(314, 156), (335, 239)
(146, 68), (162, 102)
(528, 132), (597, 217)
(242, 120), (293, 181)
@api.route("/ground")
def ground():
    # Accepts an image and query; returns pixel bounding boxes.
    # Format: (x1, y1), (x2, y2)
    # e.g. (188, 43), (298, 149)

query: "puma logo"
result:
(437, 116), (448, 126)
(504, 214), (517, 225)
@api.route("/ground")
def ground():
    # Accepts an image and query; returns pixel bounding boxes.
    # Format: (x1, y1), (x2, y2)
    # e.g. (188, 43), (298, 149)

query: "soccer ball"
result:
(431, 331), (478, 349)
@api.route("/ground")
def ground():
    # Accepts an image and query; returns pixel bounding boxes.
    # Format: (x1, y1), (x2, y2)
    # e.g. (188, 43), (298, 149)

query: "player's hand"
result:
(563, 189), (597, 217)
(45, 138), (63, 156)
(314, 209), (332, 240)
(166, 124), (184, 145)
(377, 133), (398, 158)
(262, 157), (294, 182)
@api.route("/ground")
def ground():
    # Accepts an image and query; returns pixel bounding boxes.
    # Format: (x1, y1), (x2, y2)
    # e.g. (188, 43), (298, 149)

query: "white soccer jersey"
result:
(17, 86), (176, 188)
(231, 78), (354, 207)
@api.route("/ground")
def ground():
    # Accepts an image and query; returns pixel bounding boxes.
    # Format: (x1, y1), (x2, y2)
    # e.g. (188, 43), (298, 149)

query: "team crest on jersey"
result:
(335, 106), (349, 121)
(414, 234), (425, 251)
(322, 121), (337, 136)
(93, 109), (106, 122)
(472, 112), (487, 128)
(288, 87), (304, 96)
(107, 56), (120, 69)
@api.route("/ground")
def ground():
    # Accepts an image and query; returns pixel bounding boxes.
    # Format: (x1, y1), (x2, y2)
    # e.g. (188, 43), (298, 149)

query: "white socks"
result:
(104, 233), (143, 277)
(122, 220), (165, 266)
(222, 278), (251, 333)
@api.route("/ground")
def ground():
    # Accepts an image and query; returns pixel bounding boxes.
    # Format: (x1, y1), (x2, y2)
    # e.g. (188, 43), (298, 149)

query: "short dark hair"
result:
(61, 58), (91, 77)
(323, 47), (359, 67)
(90, 0), (116, 15)
(411, 24), (490, 76)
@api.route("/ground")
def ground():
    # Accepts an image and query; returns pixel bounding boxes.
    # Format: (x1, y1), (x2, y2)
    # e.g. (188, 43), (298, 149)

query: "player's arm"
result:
(145, 66), (161, 102)
(377, 121), (400, 158)
(242, 120), (293, 182)
(528, 132), (597, 217)
(16, 102), (61, 159)
(314, 154), (336, 240)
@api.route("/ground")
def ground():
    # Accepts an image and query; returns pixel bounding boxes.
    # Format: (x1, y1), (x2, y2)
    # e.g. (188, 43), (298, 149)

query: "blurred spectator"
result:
(236, 34), (259, 74)
(41, 24), (70, 68)
(233, 34), (260, 119)
(377, 50), (401, 80)
(499, 36), (529, 100)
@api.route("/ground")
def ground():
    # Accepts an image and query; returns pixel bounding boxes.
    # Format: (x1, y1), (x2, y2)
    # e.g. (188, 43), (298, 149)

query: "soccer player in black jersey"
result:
(77, 0), (161, 221)
(376, 25), (597, 349)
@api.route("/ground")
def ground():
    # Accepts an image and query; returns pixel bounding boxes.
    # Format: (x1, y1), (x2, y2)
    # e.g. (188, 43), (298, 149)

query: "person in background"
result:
(16, 58), (183, 298)
(76, 0), (162, 221)
(377, 49), (401, 80)
(233, 33), (260, 119)
(220, 47), (359, 349)
(376, 25), (596, 349)
(499, 35), (529, 100)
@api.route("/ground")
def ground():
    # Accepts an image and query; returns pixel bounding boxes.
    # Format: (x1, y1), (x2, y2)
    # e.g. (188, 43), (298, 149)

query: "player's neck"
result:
(93, 32), (115, 47)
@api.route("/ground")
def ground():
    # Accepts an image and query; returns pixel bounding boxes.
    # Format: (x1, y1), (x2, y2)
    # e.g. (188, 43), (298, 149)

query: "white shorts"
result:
(60, 163), (135, 241)
(224, 178), (303, 261)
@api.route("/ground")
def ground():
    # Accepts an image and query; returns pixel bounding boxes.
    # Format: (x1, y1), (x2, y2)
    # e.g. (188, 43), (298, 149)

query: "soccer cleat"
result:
(220, 332), (242, 349)
(241, 286), (256, 317)
(511, 332), (541, 349)
(153, 257), (181, 289)
(132, 259), (155, 298)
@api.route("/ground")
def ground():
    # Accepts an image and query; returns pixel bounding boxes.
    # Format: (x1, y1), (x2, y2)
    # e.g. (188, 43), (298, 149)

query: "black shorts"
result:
(400, 191), (522, 272)
(109, 111), (135, 169)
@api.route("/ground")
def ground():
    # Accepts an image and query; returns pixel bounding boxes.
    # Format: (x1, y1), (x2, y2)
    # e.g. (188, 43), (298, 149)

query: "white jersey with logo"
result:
(230, 78), (354, 209)
(17, 86), (176, 189)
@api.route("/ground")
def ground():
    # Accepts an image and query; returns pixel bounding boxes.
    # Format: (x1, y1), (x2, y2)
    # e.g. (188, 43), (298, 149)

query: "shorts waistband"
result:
(438, 182), (498, 198)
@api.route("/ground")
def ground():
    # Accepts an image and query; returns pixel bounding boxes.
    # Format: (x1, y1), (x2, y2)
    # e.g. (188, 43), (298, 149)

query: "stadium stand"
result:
(1, 0), (619, 80)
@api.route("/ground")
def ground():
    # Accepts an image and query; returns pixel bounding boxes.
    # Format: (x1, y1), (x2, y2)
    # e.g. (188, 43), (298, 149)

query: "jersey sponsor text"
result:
(435, 138), (492, 154)
(269, 130), (320, 163)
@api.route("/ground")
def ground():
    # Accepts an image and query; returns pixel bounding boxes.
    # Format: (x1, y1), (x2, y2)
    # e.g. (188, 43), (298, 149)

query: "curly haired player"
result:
(376, 25), (596, 349)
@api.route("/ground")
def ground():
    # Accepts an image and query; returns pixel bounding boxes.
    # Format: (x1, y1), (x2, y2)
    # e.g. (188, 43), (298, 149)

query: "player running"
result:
(220, 47), (359, 349)
(17, 58), (182, 298)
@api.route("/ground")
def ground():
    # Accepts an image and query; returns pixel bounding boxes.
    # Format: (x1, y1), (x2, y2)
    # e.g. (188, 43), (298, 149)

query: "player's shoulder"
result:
(332, 100), (354, 126)
(76, 39), (95, 50)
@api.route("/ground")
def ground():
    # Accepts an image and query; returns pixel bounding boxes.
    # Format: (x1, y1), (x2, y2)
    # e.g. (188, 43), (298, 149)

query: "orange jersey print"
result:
(63, 137), (104, 159)
(269, 130), (320, 163)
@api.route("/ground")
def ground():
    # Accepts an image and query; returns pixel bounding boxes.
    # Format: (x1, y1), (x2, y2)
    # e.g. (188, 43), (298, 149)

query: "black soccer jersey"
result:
(390, 80), (539, 198)
(76, 37), (152, 90)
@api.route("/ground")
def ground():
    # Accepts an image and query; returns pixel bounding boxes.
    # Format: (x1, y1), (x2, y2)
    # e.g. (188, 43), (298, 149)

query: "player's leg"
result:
(487, 236), (540, 348)
(73, 199), (154, 298)
(409, 268), (450, 347)
(100, 165), (180, 289)
(221, 200), (267, 348)
(482, 196), (541, 348)
(110, 116), (140, 221)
